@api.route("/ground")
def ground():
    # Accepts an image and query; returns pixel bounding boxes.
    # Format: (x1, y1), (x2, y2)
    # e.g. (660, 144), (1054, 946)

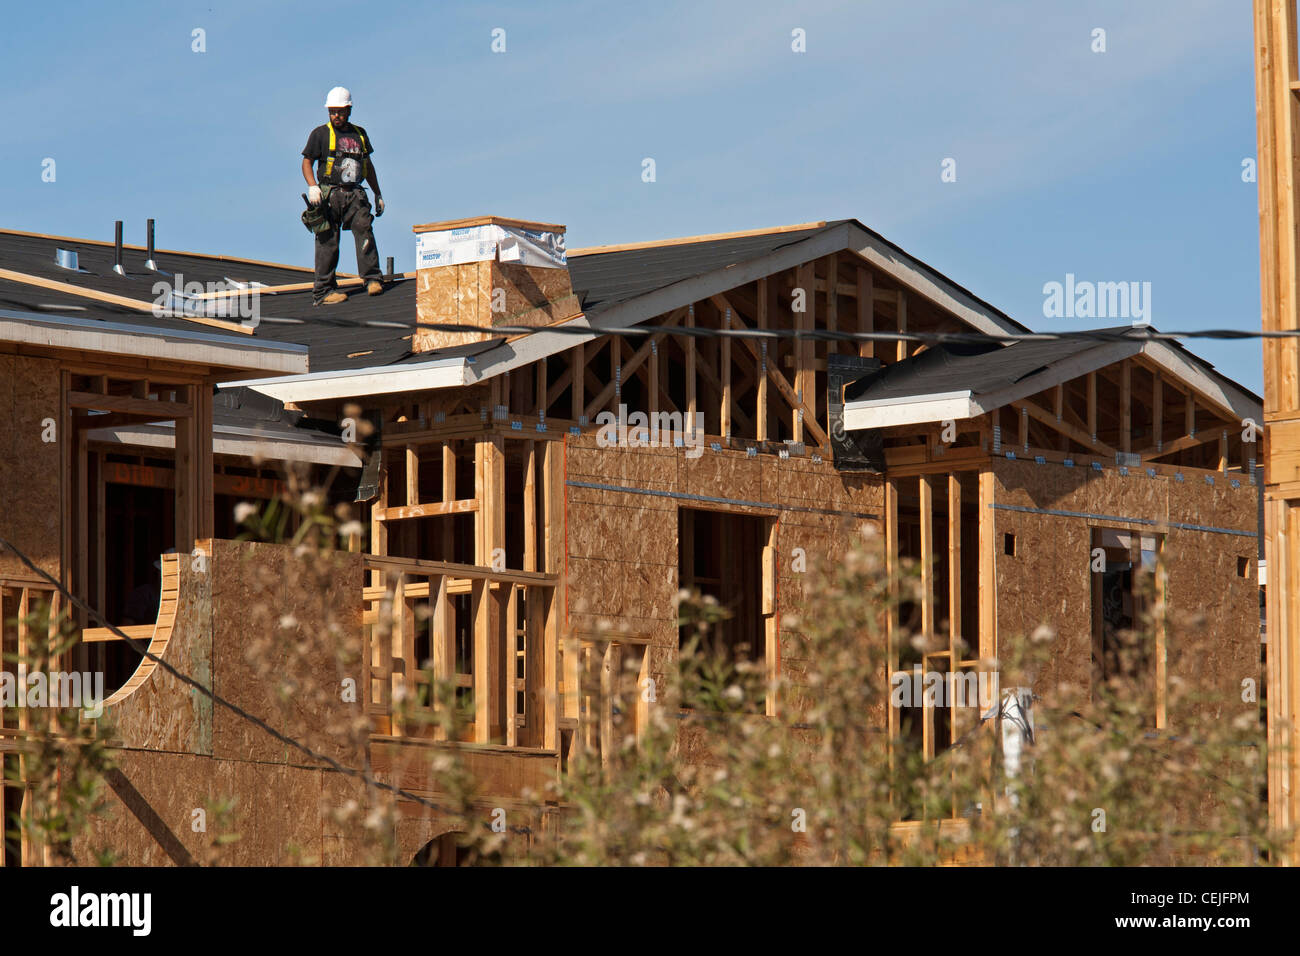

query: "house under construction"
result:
(0, 216), (1263, 864)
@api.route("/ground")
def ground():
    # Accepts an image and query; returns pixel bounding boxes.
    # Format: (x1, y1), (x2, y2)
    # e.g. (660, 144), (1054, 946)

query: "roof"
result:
(842, 329), (1262, 430)
(0, 228), (409, 372)
(568, 222), (840, 314)
(845, 333), (1130, 404)
(0, 222), (1262, 423)
(0, 308), (307, 374)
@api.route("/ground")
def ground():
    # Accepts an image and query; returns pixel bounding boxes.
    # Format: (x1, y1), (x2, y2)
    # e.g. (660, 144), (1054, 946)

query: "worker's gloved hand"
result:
(375, 196), (385, 217)
(307, 185), (322, 205)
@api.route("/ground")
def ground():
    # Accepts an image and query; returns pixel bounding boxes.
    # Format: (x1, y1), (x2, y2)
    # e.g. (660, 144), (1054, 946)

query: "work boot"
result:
(367, 280), (384, 296)
(317, 291), (348, 305)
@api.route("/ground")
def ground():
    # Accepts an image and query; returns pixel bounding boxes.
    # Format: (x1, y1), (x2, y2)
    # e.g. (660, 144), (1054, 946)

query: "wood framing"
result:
(1255, 0), (1300, 863)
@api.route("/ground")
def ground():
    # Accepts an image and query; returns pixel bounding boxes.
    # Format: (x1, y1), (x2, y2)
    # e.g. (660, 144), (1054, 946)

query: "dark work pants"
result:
(313, 186), (382, 301)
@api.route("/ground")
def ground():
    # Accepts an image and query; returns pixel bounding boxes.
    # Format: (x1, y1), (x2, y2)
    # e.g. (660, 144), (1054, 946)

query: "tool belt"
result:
(301, 185), (333, 235)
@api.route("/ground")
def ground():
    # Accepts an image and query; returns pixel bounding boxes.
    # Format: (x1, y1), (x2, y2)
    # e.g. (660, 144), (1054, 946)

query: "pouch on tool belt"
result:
(301, 186), (333, 234)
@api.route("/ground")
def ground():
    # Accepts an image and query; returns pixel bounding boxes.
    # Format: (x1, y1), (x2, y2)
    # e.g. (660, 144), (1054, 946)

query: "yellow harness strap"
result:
(324, 125), (369, 181)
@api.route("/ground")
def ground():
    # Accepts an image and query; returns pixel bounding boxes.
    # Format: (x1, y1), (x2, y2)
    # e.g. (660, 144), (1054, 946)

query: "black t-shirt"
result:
(302, 123), (375, 185)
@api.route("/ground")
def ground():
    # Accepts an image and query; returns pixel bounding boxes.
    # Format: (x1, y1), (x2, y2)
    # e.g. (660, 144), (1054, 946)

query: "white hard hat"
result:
(325, 86), (352, 108)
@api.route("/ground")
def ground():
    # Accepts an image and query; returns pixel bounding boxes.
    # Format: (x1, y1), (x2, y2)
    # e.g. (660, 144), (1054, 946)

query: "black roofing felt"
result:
(846, 331), (1136, 404)
(212, 386), (346, 445)
(566, 223), (843, 313)
(0, 225), (1261, 409)
(0, 223), (849, 374)
(0, 230), (415, 370)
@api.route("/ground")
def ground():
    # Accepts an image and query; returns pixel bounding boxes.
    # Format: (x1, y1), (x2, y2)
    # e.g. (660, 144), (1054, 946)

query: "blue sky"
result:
(1, 0), (1265, 393)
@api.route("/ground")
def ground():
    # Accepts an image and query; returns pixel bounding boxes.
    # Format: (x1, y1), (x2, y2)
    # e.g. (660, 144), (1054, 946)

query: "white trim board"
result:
(87, 421), (360, 467)
(0, 309), (307, 373)
(228, 356), (470, 403)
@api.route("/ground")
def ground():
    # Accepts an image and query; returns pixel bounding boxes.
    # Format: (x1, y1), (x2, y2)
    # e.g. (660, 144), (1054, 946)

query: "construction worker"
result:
(301, 86), (385, 304)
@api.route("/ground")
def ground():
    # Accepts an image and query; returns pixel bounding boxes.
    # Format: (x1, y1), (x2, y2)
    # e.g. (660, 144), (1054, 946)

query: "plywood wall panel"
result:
(992, 458), (1257, 725)
(0, 355), (61, 580)
(108, 552), (214, 755)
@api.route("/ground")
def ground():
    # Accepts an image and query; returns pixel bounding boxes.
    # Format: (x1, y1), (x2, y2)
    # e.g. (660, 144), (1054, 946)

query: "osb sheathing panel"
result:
(562, 435), (886, 697)
(106, 540), (364, 766)
(677, 448), (764, 503)
(566, 434), (676, 490)
(0, 354), (60, 580)
(72, 748), (389, 866)
(371, 740), (557, 798)
(413, 260), (490, 353)
(494, 261), (574, 322)
(209, 541), (364, 769)
(1163, 476), (1259, 729)
(991, 459), (1258, 722)
(108, 553), (214, 755)
(413, 259), (573, 353)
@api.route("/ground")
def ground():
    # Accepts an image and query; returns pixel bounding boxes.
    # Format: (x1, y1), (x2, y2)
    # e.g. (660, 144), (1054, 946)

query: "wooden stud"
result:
(857, 267), (874, 360)
(505, 584), (520, 747)
(824, 254), (839, 357)
(1087, 372), (1098, 444)
(431, 574), (452, 740)
(535, 357), (547, 417)
(920, 475), (934, 641)
(406, 445), (419, 507)
(757, 277), (770, 441)
(885, 478), (900, 748)
(524, 442), (537, 572)
(600, 642), (618, 769)
(471, 578), (497, 742)
(440, 443), (455, 562)
(763, 521), (779, 718)
(648, 333), (660, 417)
(1219, 430), (1229, 474)
(95, 451), (106, 616)
(948, 473), (962, 658)
(1153, 370), (1163, 453)
(1186, 392), (1196, 438)
(173, 384), (199, 553)
(896, 290), (907, 364)
(721, 307), (732, 440)
(978, 469), (996, 661)
(1154, 541), (1168, 731)
(571, 340), (585, 421)
(612, 337), (623, 411)
(686, 305), (698, 432)
(543, 439), (565, 744)
(369, 447), (390, 586)
(77, 431), (88, 606)
(1120, 360), (1132, 454)
(797, 262), (816, 442)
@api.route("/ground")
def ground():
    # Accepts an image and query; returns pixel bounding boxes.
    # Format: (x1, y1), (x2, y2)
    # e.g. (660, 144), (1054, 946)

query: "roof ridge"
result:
(566, 221), (831, 257)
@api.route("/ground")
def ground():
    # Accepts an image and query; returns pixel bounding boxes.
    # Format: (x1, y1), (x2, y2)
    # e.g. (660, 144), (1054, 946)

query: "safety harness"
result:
(322, 124), (369, 185)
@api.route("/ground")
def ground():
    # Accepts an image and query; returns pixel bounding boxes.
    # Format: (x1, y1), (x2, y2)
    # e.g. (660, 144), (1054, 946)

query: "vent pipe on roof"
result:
(112, 221), (125, 276)
(386, 256), (394, 281)
(54, 249), (81, 272)
(145, 219), (158, 271)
